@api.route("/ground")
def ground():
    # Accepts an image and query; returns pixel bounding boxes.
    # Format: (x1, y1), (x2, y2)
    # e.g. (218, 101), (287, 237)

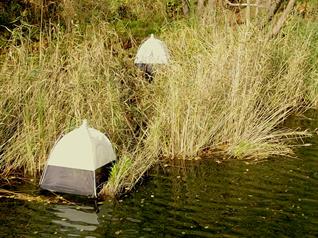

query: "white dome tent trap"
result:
(135, 34), (170, 81)
(134, 34), (169, 65)
(40, 120), (116, 197)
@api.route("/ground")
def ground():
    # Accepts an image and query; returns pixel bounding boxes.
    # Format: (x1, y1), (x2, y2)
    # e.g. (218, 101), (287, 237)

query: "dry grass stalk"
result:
(101, 18), (313, 196)
(0, 23), (132, 177)
(0, 9), (314, 198)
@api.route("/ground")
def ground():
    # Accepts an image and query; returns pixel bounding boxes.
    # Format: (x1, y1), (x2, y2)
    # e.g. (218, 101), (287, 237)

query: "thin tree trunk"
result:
(266, 0), (272, 10)
(268, 0), (283, 22)
(182, 0), (190, 16)
(269, 0), (296, 37)
(197, 0), (205, 14)
(208, 0), (217, 13)
(246, 0), (251, 26)
(255, 0), (260, 17)
(260, 0), (282, 30)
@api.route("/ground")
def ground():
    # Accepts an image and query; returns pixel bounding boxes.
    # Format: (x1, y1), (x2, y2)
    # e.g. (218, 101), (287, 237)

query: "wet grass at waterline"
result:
(101, 20), (315, 197)
(0, 15), (316, 198)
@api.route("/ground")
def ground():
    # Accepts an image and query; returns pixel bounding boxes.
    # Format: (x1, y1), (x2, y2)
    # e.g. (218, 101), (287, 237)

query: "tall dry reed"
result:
(0, 11), (314, 198)
(101, 18), (312, 197)
(0, 23), (134, 177)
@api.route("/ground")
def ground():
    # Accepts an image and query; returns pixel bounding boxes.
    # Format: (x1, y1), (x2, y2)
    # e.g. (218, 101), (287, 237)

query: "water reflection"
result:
(1, 113), (318, 237)
(53, 205), (99, 233)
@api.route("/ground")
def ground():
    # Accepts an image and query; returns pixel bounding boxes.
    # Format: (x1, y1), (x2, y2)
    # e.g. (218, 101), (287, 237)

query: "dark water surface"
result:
(1, 114), (318, 237)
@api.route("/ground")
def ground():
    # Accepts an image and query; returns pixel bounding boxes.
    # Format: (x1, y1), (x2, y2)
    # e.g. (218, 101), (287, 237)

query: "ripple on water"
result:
(2, 125), (318, 237)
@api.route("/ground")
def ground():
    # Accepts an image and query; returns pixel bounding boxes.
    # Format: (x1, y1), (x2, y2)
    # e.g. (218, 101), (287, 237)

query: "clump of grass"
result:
(154, 20), (310, 158)
(100, 119), (162, 197)
(101, 17), (312, 196)
(1, 5), (315, 199)
(0, 23), (133, 177)
(100, 154), (132, 197)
